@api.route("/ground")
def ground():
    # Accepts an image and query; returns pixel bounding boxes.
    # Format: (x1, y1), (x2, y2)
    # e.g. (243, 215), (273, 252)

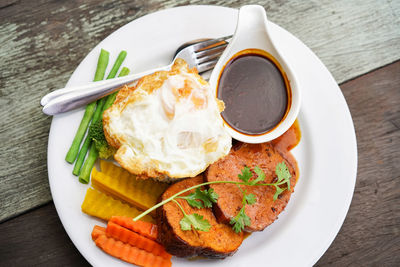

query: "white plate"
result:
(48, 5), (357, 267)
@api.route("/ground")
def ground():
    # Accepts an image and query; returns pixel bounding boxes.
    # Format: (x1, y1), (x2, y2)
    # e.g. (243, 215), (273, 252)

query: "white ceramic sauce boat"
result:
(209, 5), (301, 143)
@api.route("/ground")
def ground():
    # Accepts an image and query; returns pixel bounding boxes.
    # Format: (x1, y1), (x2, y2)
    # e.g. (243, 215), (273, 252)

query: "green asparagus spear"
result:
(73, 51), (128, 175)
(103, 67), (131, 111)
(78, 67), (131, 183)
(78, 142), (99, 184)
(106, 51), (127, 79)
(65, 49), (109, 163)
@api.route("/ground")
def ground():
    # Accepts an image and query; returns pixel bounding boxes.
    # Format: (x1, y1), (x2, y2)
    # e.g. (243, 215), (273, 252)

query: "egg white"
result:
(103, 59), (232, 179)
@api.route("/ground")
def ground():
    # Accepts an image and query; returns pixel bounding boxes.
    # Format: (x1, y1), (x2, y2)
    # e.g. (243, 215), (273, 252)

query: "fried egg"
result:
(103, 59), (232, 180)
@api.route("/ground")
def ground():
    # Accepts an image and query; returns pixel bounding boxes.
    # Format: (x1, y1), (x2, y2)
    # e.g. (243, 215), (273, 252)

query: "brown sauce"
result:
(217, 49), (291, 135)
(272, 119), (301, 183)
(272, 119), (301, 152)
(243, 231), (252, 239)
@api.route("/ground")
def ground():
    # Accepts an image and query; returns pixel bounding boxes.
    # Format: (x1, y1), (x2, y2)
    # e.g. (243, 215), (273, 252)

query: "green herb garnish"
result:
(133, 162), (292, 233)
(273, 162), (291, 200)
(238, 166), (252, 183)
(173, 199), (211, 231)
(177, 188), (218, 208)
(230, 188), (256, 233)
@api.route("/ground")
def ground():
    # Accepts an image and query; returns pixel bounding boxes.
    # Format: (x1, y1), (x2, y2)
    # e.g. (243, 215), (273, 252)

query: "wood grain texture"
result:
(0, 0), (399, 221)
(1, 61), (398, 266)
(0, 202), (90, 266)
(316, 61), (400, 266)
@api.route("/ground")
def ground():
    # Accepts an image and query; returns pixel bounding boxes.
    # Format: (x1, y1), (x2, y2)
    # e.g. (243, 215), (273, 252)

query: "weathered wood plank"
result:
(316, 61), (400, 266)
(0, 202), (90, 266)
(0, 0), (399, 221)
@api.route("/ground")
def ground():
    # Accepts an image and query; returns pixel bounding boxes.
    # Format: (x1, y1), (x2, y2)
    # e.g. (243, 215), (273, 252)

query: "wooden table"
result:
(1, 0), (399, 266)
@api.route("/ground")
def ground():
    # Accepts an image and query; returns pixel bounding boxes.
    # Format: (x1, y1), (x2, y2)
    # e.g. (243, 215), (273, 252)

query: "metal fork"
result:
(41, 35), (232, 115)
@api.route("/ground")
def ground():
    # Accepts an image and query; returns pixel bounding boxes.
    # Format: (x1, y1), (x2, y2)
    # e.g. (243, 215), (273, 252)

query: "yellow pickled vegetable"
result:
(91, 161), (168, 212)
(81, 188), (154, 223)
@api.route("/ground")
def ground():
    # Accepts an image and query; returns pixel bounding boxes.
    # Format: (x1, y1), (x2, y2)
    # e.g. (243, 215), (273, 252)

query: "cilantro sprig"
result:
(230, 188), (256, 233)
(133, 162), (292, 233)
(273, 162), (291, 200)
(176, 188), (218, 208)
(172, 199), (211, 231)
(238, 166), (266, 185)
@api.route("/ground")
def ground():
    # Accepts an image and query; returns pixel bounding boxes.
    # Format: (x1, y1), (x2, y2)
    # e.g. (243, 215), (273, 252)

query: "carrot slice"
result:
(106, 221), (171, 260)
(91, 225), (106, 240)
(110, 216), (158, 241)
(94, 233), (172, 267)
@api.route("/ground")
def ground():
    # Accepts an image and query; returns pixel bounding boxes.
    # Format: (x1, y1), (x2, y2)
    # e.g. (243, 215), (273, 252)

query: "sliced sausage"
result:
(205, 142), (299, 232)
(156, 176), (244, 259)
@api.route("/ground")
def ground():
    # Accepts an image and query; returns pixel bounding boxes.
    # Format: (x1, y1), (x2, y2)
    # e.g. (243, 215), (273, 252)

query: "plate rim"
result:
(47, 5), (358, 267)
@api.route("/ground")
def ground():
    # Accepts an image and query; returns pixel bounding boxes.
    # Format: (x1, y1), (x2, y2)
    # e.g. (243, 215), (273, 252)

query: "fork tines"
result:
(192, 35), (233, 52)
(193, 35), (232, 72)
